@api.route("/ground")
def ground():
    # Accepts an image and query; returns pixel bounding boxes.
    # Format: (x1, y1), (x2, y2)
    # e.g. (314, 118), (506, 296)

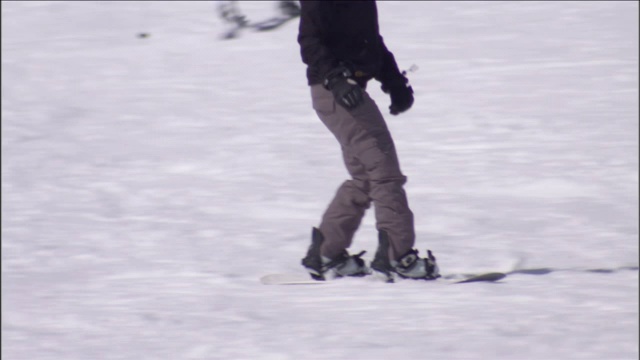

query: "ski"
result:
(221, 15), (298, 39)
(218, 1), (300, 40)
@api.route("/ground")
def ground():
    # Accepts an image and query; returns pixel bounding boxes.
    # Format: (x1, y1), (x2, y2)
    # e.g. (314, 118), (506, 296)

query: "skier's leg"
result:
(278, 0), (301, 18)
(217, 1), (246, 26)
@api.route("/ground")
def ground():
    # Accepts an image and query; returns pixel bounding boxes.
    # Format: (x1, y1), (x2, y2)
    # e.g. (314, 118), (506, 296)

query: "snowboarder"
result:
(298, 1), (440, 281)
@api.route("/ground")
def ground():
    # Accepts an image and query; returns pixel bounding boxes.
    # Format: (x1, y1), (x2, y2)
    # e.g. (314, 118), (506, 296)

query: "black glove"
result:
(324, 66), (364, 110)
(382, 76), (414, 115)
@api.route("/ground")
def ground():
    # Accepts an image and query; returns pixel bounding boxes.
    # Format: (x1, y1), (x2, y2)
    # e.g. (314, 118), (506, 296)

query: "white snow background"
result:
(2, 1), (638, 359)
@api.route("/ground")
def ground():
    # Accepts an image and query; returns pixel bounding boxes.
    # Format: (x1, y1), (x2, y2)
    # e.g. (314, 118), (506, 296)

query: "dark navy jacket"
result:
(298, 0), (405, 88)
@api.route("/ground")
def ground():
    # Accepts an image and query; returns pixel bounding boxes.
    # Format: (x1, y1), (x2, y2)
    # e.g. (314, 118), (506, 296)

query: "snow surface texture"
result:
(2, 1), (638, 359)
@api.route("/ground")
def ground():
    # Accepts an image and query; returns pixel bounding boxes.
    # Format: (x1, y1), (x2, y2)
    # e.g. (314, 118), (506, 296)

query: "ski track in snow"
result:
(2, 2), (638, 360)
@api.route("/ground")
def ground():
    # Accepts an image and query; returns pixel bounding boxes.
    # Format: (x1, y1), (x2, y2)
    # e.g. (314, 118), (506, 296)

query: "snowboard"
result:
(260, 272), (506, 285)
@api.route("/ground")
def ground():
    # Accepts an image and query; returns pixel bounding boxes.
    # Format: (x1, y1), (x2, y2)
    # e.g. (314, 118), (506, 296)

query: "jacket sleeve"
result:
(298, 1), (338, 81)
(375, 35), (407, 89)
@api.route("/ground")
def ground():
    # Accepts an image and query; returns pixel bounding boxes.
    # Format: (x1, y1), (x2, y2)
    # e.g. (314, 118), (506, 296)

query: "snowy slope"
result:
(2, 1), (638, 359)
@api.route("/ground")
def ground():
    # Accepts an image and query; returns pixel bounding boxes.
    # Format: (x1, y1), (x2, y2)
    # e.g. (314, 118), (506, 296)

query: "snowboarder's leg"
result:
(318, 149), (371, 259)
(310, 84), (415, 261)
(301, 227), (370, 280)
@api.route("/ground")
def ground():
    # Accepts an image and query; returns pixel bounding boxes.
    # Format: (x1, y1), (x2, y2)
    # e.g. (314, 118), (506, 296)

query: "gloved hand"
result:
(382, 76), (414, 115)
(324, 66), (364, 110)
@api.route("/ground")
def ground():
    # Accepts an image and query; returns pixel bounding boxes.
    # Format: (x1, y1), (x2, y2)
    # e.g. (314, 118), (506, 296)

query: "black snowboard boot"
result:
(301, 227), (370, 280)
(371, 230), (440, 282)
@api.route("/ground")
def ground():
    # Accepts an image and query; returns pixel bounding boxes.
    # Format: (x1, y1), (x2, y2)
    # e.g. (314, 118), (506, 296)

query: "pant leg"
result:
(318, 148), (371, 259)
(310, 84), (415, 260)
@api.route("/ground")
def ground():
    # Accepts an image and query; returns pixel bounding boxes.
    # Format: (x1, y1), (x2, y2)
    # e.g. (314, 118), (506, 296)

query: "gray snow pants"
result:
(310, 84), (415, 261)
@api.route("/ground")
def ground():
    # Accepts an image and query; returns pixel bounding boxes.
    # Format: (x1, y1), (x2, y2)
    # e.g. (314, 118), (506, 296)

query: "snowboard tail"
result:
(450, 272), (506, 283)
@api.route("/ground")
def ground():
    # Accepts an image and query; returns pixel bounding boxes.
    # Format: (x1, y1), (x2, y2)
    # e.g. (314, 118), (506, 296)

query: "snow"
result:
(2, 1), (638, 359)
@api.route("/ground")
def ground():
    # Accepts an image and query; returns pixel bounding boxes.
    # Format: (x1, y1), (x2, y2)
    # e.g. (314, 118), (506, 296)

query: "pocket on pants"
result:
(311, 86), (336, 116)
